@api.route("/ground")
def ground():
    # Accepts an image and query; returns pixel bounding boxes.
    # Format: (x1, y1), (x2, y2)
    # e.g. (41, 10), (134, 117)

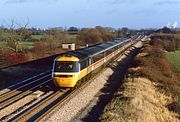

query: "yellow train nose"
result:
(53, 76), (78, 87)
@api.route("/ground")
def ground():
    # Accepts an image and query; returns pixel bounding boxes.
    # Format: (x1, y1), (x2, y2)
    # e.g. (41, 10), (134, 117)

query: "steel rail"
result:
(0, 74), (51, 104)
(0, 71), (51, 96)
(9, 90), (65, 122)
(0, 79), (52, 110)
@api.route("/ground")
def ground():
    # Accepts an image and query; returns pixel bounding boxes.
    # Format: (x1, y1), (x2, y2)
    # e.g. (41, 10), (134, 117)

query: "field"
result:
(67, 34), (77, 43)
(166, 51), (180, 72)
(19, 41), (34, 49)
(0, 41), (34, 50)
(30, 35), (45, 40)
(0, 33), (43, 50)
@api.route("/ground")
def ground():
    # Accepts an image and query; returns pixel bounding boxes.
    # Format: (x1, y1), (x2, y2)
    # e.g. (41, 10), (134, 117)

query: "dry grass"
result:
(100, 77), (179, 122)
(133, 45), (180, 97)
(100, 43), (180, 122)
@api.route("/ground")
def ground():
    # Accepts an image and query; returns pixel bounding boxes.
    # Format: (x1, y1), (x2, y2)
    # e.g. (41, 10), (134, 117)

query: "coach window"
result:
(92, 52), (104, 63)
(106, 48), (113, 56)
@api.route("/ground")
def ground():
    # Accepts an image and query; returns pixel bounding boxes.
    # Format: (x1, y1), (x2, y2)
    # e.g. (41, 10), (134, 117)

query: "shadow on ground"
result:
(167, 101), (180, 120)
(81, 47), (141, 122)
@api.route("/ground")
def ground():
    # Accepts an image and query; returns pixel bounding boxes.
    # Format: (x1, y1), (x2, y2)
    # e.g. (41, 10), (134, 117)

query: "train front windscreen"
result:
(54, 61), (79, 72)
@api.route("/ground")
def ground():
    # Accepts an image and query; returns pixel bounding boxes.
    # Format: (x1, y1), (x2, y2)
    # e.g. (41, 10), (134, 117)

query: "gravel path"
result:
(43, 42), (143, 122)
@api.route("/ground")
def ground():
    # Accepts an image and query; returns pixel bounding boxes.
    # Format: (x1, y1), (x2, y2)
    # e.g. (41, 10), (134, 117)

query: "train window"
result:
(114, 45), (118, 50)
(105, 48), (114, 56)
(54, 61), (79, 72)
(80, 60), (88, 70)
(92, 52), (104, 63)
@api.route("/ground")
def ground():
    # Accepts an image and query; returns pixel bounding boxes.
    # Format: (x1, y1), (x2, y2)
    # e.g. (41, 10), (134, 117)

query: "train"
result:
(52, 36), (137, 88)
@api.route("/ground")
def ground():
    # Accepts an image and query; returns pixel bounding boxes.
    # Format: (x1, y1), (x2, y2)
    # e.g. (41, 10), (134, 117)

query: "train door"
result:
(87, 58), (92, 73)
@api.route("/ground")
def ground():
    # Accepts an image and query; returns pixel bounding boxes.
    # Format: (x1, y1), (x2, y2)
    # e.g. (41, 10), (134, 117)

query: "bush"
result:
(77, 28), (116, 45)
(133, 44), (180, 96)
(32, 41), (47, 59)
(151, 35), (180, 51)
(0, 50), (28, 67)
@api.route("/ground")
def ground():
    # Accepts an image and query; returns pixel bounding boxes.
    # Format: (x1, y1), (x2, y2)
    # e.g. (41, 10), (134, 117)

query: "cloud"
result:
(154, 0), (179, 5)
(4, 0), (58, 4)
(166, 22), (170, 28)
(173, 21), (178, 28)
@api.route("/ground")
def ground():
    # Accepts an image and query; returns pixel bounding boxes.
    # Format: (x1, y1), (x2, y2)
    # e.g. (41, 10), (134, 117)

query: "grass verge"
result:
(99, 43), (180, 122)
(166, 51), (180, 72)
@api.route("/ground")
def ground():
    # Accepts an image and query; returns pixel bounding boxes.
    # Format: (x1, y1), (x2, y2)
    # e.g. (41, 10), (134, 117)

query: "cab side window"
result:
(80, 60), (88, 70)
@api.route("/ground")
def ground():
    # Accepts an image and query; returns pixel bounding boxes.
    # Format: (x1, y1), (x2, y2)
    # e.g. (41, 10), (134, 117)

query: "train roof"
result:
(59, 37), (131, 62)
(65, 50), (89, 62)
(97, 43), (112, 49)
(64, 45), (104, 62)
(83, 46), (103, 55)
(106, 41), (119, 46)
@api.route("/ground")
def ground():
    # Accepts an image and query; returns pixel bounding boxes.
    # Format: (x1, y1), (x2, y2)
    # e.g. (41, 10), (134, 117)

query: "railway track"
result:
(0, 36), (146, 121)
(10, 90), (70, 121)
(0, 71), (58, 121)
(0, 71), (51, 96)
(0, 72), (53, 110)
(0, 80), (52, 110)
(8, 65), (106, 122)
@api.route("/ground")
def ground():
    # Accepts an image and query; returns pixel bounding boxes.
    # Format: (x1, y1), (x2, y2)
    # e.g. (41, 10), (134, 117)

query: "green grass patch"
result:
(166, 51), (180, 72)
(31, 35), (45, 40)
(0, 32), (12, 41)
(0, 41), (34, 50)
(67, 34), (77, 42)
(19, 41), (34, 49)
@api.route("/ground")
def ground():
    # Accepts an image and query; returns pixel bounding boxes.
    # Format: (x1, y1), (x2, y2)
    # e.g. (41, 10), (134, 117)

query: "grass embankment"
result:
(100, 43), (180, 122)
(167, 51), (180, 72)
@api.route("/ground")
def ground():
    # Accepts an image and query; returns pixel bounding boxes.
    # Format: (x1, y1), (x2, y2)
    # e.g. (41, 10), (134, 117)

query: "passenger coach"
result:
(52, 37), (132, 87)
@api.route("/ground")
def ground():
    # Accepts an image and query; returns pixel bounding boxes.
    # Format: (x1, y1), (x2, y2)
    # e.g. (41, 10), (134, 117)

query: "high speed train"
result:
(52, 36), (136, 88)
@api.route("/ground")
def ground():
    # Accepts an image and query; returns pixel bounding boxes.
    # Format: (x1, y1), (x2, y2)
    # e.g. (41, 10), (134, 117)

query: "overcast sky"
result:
(0, 0), (179, 29)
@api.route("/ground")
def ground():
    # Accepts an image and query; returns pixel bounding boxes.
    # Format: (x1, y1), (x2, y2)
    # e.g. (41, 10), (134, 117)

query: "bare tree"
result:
(5, 18), (30, 54)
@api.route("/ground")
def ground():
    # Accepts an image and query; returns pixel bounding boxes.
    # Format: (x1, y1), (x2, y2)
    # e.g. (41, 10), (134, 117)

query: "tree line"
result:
(1, 25), (132, 68)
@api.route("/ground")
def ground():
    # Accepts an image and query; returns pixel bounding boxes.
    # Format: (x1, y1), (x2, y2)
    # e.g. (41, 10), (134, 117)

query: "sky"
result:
(0, 0), (179, 29)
